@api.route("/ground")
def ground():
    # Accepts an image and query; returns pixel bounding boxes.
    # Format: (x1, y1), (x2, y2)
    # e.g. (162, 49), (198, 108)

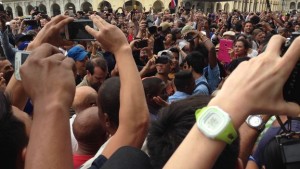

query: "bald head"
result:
(72, 107), (107, 153)
(72, 86), (97, 114)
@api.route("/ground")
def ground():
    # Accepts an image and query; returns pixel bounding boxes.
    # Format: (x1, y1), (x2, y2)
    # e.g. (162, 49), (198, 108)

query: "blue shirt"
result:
(203, 64), (221, 92)
(193, 76), (209, 95)
(168, 91), (190, 104)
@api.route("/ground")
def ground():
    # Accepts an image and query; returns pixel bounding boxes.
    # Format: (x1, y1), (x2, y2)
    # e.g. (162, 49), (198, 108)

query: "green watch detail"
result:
(195, 106), (238, 144)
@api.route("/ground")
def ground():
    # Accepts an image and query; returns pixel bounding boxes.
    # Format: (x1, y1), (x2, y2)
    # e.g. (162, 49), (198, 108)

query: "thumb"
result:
(278, 101), (300, 117)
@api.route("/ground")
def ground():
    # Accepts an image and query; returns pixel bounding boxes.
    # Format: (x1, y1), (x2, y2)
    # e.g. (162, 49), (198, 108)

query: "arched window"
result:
(81, 1), (93, 13)
(51, 3), (61, 16)
(16, 6), (23, 16)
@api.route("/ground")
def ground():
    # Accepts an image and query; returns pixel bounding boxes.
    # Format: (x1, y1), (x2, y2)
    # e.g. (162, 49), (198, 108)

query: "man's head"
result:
(0, 57), (14, 84)
(72, 106), (107, 154)
(156, 50), (173, 76)
(98, 77), (120, 135)
(147, 95), (240, 169)
(163, 33), (176, 47)
(10, 19), (19, 31)
(243, 21), (254, 35)
(72, 86), (98, 114)
(142, 77), (168, 109)
(174, 71), (195, 95)
(86, 58), (108, 91)
(185, 51), (207, 76)
(0, 92), (31, 169)
(67, 45), (89, 77)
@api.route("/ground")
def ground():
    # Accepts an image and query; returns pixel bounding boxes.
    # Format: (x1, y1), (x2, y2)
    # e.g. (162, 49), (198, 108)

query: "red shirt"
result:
(73, 154), (94, 169)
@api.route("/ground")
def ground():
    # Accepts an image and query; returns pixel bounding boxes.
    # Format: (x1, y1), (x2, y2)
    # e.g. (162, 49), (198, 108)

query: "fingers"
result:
(278, 101), (300, 117)
(55, 17), (74, 30)
(280, 37), (300, 74)
(30, 43), (62, 59)
(47, 53), (65, 61)
(264, 35), (286, 56)
(62, 57), (75, 70)
(90, 15), (107, 28)
(48, 15), (69, 25)
(85, 25), (98, 38)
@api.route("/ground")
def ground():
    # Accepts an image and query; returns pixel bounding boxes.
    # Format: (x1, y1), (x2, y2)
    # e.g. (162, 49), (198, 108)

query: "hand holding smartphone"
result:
(64, 19), (96, 41)
(218, 39), (233, 63)
(15, 51), (31, 81)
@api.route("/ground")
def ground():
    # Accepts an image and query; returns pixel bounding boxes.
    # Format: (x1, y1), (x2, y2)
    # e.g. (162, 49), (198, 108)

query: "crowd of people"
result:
(0, 4), (300, 169)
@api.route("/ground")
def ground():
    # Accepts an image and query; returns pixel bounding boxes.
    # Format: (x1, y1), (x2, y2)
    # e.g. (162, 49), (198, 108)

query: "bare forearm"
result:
(203, 38), (217, 68)
(25, 102), (73, 169)
(6, 76), (28, 110)
(164, 97), (248, 169)
(238, 123), (260, 165)
(116, 46), (148, 123)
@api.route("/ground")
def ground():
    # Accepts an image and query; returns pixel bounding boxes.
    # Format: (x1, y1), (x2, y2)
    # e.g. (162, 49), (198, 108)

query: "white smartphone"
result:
(15, 51), (31, 81)
(64, 19), (96, 41)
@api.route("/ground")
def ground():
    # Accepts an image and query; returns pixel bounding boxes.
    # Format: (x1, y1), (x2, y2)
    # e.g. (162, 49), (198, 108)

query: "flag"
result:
(170, 0), (178, 8)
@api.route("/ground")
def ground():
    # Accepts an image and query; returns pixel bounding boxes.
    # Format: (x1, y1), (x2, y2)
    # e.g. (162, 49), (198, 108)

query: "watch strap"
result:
(215, 120), (238, 144)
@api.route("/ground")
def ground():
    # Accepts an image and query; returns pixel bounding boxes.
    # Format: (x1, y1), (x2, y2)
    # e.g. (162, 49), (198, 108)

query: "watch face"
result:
(248, 116), (263, 127)
(200, 110), (229, 136)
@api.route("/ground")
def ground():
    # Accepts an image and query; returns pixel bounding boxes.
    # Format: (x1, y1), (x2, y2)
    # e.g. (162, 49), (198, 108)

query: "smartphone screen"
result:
(135, 39), (148, 48)
(15, 51), (30, 81)
(65, 20), (95, 41)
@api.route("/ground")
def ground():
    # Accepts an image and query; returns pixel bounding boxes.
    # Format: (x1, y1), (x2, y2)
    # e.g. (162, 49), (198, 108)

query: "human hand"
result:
(0, 73), (6, 91)
(27, 15), (74, 50)
(153, 96), (169, 107)
(20, 43), (75, 107)
(213, 35), (300, 117)
(86, 15), (129, 54)
(144, 55), (157, 71)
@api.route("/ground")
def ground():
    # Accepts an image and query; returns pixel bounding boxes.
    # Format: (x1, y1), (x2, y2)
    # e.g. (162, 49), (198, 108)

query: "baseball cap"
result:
(223, 31), (236, 37)
(156, 50), (173, 64)
(159, 22), (173, 32)
(67, 46), (88, 61)
(181, 25), (194, 35)
(17, 41), (30, 50)
(15, 33), (34, 44)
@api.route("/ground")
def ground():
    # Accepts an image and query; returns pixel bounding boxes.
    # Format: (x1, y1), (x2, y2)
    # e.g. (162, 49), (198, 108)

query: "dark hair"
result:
(227, 57), (251, 73)
(174, 71), (193, 92)
(0, 92), (28, 169)
(142, 77), (164, 98)
(147, 95), (240, 169)
(169, 33), (177, 43)
(186, 51), (207, 74)
(235, 38), (251, 52)
(98, 77), (120, 129)
(234, 22), (243, 32)
(244, 20), (253, 26)
(86, 57), (108, 75)
(169, 47), (179, 56)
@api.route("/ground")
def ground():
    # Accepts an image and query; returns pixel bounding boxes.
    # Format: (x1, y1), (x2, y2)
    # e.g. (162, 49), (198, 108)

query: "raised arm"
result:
(6, 15), (73, 110)
(164, 35), (300, 169)
(86, 15), (149, 158)
(22, 44), (75, 169)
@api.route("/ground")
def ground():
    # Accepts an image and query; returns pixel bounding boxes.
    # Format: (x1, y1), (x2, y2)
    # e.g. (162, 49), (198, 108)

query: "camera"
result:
(135, 39), (148, 49)
(282, 32), (300, 104)
(15, 51), (31, 81)
(64, 19), (95, 41)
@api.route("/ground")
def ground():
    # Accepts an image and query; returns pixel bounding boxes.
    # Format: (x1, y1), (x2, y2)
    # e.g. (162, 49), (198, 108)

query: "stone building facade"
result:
(1, 0), (286, 18)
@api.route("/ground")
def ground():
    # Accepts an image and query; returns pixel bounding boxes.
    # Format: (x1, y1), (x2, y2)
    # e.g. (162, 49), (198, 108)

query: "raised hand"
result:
(20, 43), (75, 107)
(85, 15), (129, 55)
